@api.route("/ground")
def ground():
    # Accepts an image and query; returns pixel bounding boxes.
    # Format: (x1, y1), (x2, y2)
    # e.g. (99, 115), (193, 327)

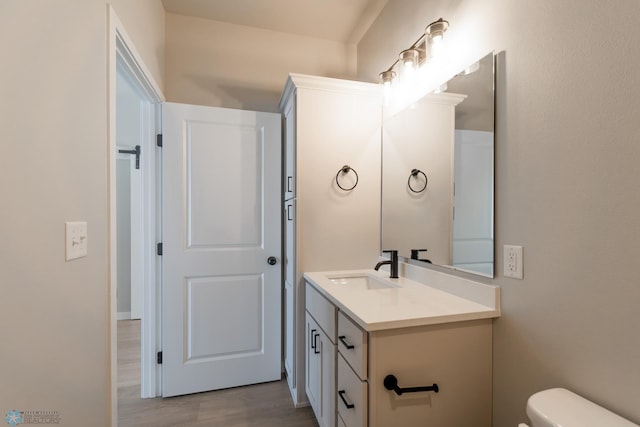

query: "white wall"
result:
(359, 1), (640, 426)
(382, 96), (457, 264)
(0, 1), (164, 425)
(165, 13), (356, 112)
(109, 0), (166, 89)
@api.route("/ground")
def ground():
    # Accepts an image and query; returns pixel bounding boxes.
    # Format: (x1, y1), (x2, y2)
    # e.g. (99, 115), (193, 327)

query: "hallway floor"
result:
(117, 320), (317, 427)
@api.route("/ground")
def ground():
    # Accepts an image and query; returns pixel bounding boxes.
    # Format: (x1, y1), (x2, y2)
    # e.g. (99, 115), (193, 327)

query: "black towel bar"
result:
(383, 374), (439, 395)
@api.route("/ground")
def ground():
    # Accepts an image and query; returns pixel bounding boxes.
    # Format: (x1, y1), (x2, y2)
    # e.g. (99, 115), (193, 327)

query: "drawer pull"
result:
(338, 390), (355, 409)
(384, 374), (439, 395)
(338, 335), (355, 350)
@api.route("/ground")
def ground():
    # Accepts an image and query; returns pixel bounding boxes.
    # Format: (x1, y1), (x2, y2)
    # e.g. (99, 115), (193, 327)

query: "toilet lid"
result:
(527, 388), (638, 427)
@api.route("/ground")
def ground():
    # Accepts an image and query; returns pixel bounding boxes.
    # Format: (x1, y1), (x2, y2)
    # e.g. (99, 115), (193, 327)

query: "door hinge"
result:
(157, 242), (163, 256)
(157, 351), (163, 364)
(156, 134), (163, 147)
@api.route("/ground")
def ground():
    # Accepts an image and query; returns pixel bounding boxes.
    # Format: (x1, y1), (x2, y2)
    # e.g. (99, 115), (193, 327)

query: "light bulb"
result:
(379, 70), (396, 103)
(425, 18), (449, 59)
(431, 35), (444, 58)
(383, 81), (392, 103)
(399, 49), (419, 83)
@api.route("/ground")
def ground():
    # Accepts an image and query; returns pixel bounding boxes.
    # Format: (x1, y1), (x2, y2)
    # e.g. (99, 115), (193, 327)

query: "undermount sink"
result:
(328, 274), (397, 290)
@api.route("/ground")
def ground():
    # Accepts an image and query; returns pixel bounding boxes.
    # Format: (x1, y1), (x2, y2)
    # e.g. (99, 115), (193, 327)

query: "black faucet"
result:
(410, 248), (432, 264)
(374, 250), (399, 278)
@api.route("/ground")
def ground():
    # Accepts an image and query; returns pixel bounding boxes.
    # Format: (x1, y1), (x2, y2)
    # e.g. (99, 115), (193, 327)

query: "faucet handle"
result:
(381, 250), (399, 278)
(410, 248), (428, 259)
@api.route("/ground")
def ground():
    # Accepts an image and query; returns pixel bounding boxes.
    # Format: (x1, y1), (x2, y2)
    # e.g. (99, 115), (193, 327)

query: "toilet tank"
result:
(525, 388), (638, 427)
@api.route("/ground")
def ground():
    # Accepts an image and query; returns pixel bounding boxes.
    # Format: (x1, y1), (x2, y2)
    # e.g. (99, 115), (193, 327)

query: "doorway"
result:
(114, 53), (159, 403)
(116, 62), (146, 322)
(108, 8), (164, 423)
(108, 7), (282, 423)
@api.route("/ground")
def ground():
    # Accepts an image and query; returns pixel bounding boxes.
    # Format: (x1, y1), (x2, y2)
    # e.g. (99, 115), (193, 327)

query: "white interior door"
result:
(161, 102), (282, 397)
(116, 63), (146, 321)
(116, 148), (144, 320)
(452, 129), (494, 275)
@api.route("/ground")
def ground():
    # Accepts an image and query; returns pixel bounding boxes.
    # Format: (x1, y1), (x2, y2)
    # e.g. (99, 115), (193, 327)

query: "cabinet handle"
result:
(338, 335), (355, 350)
(287, 176), (293, 192)
(287, 204), (293, 221)
(338, 390), (355, 409)
(383, 374), (439, 395)
(310, 329), (317, 350)
(313, 333), (320, 354)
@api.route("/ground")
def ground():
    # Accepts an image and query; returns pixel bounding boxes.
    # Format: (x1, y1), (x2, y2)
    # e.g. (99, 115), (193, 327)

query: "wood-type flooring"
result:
(117, 320), (318, 427)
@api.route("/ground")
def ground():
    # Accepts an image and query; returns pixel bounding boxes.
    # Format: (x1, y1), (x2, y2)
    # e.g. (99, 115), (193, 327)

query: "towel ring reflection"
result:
(336, 165), (358, 191)
(408, 169), (428, 193)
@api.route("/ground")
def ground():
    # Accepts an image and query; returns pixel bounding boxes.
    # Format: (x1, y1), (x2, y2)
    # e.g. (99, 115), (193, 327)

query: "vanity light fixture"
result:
(425, 17), (449, 57)
(380, 70), (396, 87)
(400, 48), (420, 74)
(380, 69), (396, 99)
(424, 18), (449, 43)
(378, 18), (450, 86)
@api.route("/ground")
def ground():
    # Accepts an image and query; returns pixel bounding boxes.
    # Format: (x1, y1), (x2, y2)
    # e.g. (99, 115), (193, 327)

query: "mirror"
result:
(381, 52), (495, 277)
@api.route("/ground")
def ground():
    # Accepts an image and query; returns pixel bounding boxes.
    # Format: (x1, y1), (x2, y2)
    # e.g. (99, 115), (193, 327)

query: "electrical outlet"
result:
(66, 221), (88, 261)
(504, 245), (523, 279)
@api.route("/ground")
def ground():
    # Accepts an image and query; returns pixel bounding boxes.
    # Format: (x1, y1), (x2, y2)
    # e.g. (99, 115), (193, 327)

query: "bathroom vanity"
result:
(304, 265), (500, 427)
(280, 53), (499, 425)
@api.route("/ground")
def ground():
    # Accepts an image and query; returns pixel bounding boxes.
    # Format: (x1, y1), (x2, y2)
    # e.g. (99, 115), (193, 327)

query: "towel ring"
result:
(408, 169), (428, 193)
(336, 165), (358, 191)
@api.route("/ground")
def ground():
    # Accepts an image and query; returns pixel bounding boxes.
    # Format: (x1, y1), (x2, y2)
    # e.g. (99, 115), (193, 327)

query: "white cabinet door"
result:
(306, 312), (336, 427)
(284, 278), (294, 385)
(161, 103), (282, 397)
(284, 200), (296, 384)
(284, 200), (296, 285)
(283, 91), (296, 200)
(319, 332), (336, 427)
(306, 313), (321, 414)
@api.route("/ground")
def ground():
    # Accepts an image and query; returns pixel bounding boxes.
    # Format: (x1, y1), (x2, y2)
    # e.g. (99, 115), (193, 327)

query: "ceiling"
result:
(161, 0), (388, 44)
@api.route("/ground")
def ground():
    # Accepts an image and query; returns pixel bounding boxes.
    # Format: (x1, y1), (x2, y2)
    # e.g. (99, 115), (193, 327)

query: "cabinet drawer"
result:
(305, 282), (336, 343)
(338, 311), (368, 379)
(337, 354), (367, 427)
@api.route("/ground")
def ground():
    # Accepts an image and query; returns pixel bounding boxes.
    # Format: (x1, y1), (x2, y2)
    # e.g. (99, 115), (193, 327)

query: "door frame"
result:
(108, 6), (164, 424)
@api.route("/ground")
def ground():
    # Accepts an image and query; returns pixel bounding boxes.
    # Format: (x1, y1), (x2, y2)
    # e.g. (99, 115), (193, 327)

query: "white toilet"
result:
(520, 388), (639, 427)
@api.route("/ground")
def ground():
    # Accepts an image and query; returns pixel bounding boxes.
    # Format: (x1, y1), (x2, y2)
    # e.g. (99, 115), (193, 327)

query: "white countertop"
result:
(304, 268), (500, 332)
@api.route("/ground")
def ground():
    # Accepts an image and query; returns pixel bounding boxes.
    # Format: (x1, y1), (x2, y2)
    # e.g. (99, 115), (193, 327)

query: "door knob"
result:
(267, 256), (277, 265)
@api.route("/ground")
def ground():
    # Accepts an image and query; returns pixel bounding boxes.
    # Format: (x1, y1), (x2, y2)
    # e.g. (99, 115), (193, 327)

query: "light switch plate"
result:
(504, 245), (523, 279)
(66, 221), (88, 261)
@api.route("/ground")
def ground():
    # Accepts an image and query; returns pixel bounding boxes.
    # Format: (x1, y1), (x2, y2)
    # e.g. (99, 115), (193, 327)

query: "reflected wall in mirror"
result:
(381, 52), (495, 277)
